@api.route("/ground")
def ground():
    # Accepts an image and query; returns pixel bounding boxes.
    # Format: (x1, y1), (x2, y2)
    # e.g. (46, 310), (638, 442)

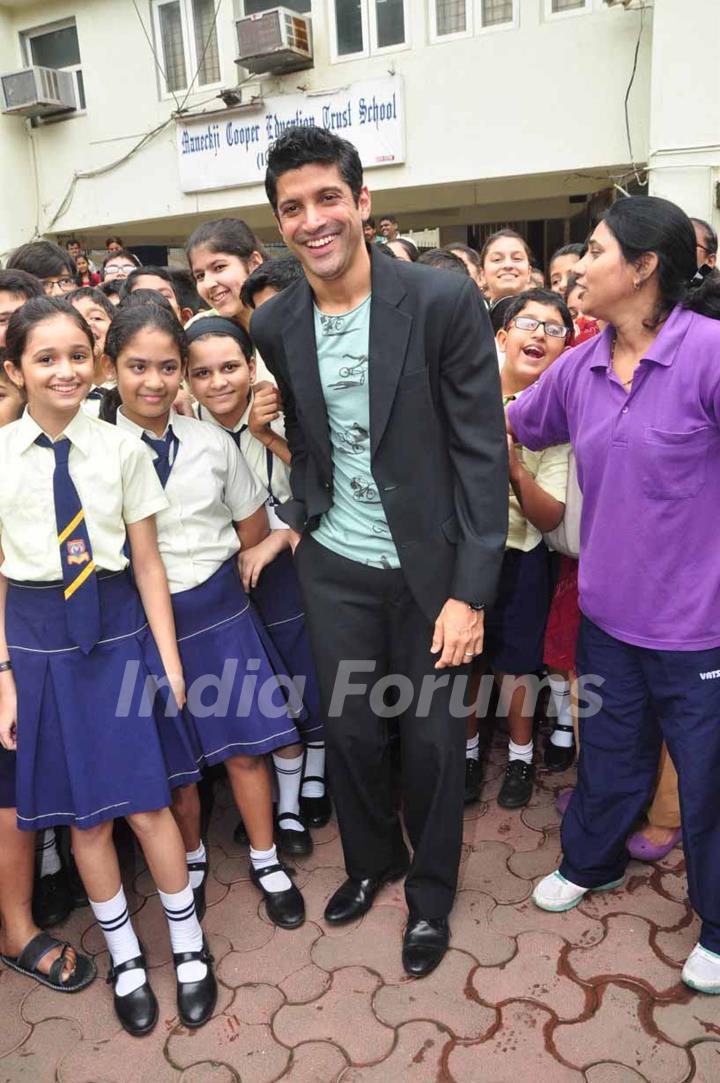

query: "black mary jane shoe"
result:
(174, 940), (217, 1029)
(107, 951), (158, 1037)
(544, 729), (576, 773)
(249, 862), (305, 929)
(299, 778), (332, 829)
(32, 869), (73, 929)
(188, 859), (209, 922)
(402, 916), (450, 978)
(324, 862), (410, 925)
(276, 812), (313, 857)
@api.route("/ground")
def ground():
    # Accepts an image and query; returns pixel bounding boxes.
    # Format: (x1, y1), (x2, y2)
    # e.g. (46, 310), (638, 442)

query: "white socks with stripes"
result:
(158, 883), (206, 983)
(251, 844), (291, 893)
(186, 842), (207, 890)
(272, 751), (304, 831)
(90, 886), (144, 996)
(466, 734), (480, 762)
(301, 742), (326, 798)
(36, 829), (62, 878)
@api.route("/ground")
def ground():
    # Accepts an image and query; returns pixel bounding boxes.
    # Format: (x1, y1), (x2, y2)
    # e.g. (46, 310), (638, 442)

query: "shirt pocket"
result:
(641, 426), (709, 499)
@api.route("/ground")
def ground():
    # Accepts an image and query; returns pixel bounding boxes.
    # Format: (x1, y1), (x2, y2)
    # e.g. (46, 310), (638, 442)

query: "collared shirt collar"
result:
(17, 405), (93, 455)
(589, 305), (693, 373)
(116, 407), (176, 441)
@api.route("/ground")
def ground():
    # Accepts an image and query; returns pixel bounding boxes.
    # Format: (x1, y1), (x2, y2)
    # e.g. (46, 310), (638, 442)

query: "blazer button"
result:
(382, 485), (398, 492)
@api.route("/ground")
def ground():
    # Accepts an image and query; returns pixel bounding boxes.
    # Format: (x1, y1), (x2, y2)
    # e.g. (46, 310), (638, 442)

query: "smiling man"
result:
(250, 126), (507, 978)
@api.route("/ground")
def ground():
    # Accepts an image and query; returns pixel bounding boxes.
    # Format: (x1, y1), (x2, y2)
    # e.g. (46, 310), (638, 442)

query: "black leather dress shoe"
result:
(300, 784), (332, 829)
(107, 952), (158, 1037)
(324, 864), (409, 926)
(464, 758), (482, 804)
(174, 941), (217, 1028)
(402, 917), (450, 978)
(497, 761), (535, 809)
(250, 862), (305, 928)
(188, 858), (208, 922)
(32, 870), (73, 929)
(276, 812), (313, 857)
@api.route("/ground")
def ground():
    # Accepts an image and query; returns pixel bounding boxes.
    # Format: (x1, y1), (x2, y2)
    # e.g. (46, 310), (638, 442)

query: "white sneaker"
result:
(682, 944), (720, 994)
(532, 870), (624, 912)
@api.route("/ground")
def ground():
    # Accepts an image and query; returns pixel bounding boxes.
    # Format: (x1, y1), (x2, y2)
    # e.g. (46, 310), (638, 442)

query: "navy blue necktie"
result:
(142, 428), (179, 489)
(35, 435), (101, 654)
(86, 388), (105, 401)
(225, 424), (247, 450)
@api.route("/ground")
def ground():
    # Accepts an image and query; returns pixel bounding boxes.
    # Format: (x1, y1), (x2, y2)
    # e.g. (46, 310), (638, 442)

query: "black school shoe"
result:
(464, 758), (482, 804)
(299, 777), (332, 829)
(188, 858), (209, 923)
(276, 812), (313, 857)
(250, 861), (305, 928)
(544, 729), (576, 773)
(497, 760), (535, 809)
(107, 950), (158, 1037)
(32, 869), (73, 929)
(174, 940), (217, 1029)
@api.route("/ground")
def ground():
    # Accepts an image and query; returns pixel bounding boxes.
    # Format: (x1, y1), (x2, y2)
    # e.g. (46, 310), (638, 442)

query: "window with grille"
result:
(551, 0), (586, 11)
(434, 0), (468, 37)
(22, 18), (85, 109)
(481, 0), (514, 26)
(152, 0), (221, 97)
(243, 0), (310, 11)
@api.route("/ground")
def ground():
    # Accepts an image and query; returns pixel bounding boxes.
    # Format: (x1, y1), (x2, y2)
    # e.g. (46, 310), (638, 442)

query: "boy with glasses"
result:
(6, 241), (77, 297)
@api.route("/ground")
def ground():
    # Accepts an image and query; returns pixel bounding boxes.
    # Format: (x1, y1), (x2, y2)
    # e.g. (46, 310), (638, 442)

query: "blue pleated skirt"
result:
(251, 549), (324, 741)
(6, 571), (197, 831)
(152, 559), (303, 781)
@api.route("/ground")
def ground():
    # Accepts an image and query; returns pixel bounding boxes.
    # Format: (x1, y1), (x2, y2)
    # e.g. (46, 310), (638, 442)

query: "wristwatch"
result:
(467, 603), (485, 612)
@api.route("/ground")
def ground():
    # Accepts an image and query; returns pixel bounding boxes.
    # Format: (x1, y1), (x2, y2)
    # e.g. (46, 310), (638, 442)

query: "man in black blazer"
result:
(251, 127), (508, 977)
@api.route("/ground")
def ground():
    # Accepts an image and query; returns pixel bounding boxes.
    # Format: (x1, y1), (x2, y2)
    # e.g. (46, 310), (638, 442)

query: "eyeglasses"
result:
(105, 264), (136, 275)
(512, 316), (569, 339)
(42, 276), (76, 294)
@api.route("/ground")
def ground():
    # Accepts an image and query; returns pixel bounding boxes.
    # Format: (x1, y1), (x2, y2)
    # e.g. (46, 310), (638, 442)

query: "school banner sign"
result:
(176, 77), (405, 194)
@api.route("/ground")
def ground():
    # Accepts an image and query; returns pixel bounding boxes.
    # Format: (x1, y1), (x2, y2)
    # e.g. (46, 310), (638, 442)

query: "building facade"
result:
(0, 0), (714, 261)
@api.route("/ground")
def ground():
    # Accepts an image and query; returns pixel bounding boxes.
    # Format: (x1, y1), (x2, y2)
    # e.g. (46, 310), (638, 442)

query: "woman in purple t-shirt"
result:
(507, 196), (720, 995)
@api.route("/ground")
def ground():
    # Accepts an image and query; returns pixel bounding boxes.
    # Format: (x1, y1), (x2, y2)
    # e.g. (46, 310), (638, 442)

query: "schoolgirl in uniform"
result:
(187, 317), (329, 850)
(0, 298), (216, 1035)
(100, 303), (307, 930)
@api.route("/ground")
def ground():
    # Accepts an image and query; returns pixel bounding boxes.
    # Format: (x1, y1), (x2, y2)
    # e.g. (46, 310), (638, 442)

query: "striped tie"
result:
(35, 434), (101, 654)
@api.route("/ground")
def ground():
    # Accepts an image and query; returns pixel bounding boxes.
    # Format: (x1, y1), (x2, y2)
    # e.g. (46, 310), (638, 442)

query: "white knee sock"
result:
(36, 828), (61, 878)
(508, 739), (534, 764)
(186, 842), (207, 889)
(272, 751), (304, 831)
(301, 742), (326, 798)
(466, 734), (480, 762)
(251, 844), (291, 893)
(548, 677), (574, 748)
(158, 882), (206, 983)
(90, 886), (144, 996)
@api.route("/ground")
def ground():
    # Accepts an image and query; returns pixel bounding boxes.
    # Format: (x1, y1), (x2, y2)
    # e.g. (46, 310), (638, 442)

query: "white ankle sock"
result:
(158, 883), (206, 983)
(466, 734), (480, 762)
(251, 844), (291, 893)
(301, 742), (326, 799)
(508, 739), (534, 764)
(272, 751), (304, 830)
(90, 886), (144, 996)
(36, 829), (61, 878)
(548, 677), (574, 748)
(186, 842), (207, 889)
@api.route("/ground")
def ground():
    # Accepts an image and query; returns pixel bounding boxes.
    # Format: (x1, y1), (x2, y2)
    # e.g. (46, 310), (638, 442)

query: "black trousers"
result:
(293, 535), (467, 919)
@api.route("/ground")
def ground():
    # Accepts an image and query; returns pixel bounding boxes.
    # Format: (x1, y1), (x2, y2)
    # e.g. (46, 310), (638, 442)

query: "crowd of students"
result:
(1, 144), (720, 1036)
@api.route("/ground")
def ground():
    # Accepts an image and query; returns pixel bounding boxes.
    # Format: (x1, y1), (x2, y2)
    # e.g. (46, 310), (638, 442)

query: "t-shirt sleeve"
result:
(120, 438), (170, 523)
(221, 432), (269, 521)
(507, 358), (571, 450)
(533, 443), (570, 502)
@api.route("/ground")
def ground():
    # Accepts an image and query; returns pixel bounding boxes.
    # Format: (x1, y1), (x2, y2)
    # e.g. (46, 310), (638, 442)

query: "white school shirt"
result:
(0, 408), (168, 582)
(196, 390), (292, 529)
(116, 408), (268, 593)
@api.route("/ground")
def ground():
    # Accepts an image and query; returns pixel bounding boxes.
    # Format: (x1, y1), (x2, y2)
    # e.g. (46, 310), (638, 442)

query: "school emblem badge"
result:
(66, 538), (90, 565)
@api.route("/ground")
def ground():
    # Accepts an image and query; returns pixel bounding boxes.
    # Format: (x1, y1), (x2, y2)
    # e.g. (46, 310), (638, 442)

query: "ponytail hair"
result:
(99, 386), (122, 425)
(603, 195), (720, 325)
(186, 217), (267, 268)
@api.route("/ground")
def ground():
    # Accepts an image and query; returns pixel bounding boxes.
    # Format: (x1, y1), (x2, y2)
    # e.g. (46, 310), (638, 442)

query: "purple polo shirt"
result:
(507, 305), (720, 651)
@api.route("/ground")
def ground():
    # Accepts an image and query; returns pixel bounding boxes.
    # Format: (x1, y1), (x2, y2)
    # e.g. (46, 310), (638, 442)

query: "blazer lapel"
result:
(281, 279), (333, 471)
(368, 251), (412, 458)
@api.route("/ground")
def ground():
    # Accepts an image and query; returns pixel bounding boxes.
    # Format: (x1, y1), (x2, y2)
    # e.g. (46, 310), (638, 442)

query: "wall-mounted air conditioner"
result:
(235, 7), (313, 76)
(0, 66), (76, 117)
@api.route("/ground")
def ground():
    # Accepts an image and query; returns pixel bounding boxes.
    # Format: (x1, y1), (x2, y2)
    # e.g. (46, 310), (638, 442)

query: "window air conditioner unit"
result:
(0, 66), (76, 117)
(235, 7), (313, 76)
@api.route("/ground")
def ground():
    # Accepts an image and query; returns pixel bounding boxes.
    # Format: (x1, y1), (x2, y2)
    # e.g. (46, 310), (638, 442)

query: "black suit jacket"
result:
(250, 247), (509, 624)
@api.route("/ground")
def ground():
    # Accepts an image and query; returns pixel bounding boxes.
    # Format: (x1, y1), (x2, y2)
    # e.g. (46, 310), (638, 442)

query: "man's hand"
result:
(431, 598), (484, 669)
(249, 381), (282, 445)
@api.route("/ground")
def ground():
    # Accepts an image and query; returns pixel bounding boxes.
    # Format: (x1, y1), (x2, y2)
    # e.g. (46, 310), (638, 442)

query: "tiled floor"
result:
(2, 733), (719, 1082)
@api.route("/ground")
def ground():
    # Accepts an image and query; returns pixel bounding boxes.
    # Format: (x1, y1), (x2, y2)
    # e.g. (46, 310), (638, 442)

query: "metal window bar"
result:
(435, 0), (467, 36)
(481, 0), (513, 26)
(551, 0), (585, 11)
(192, 0), (221, 84)
(159, 1), (188, 92)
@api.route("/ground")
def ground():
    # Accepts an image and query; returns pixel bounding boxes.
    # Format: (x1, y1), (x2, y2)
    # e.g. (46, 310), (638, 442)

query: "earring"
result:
(633, 279), (642, 291)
